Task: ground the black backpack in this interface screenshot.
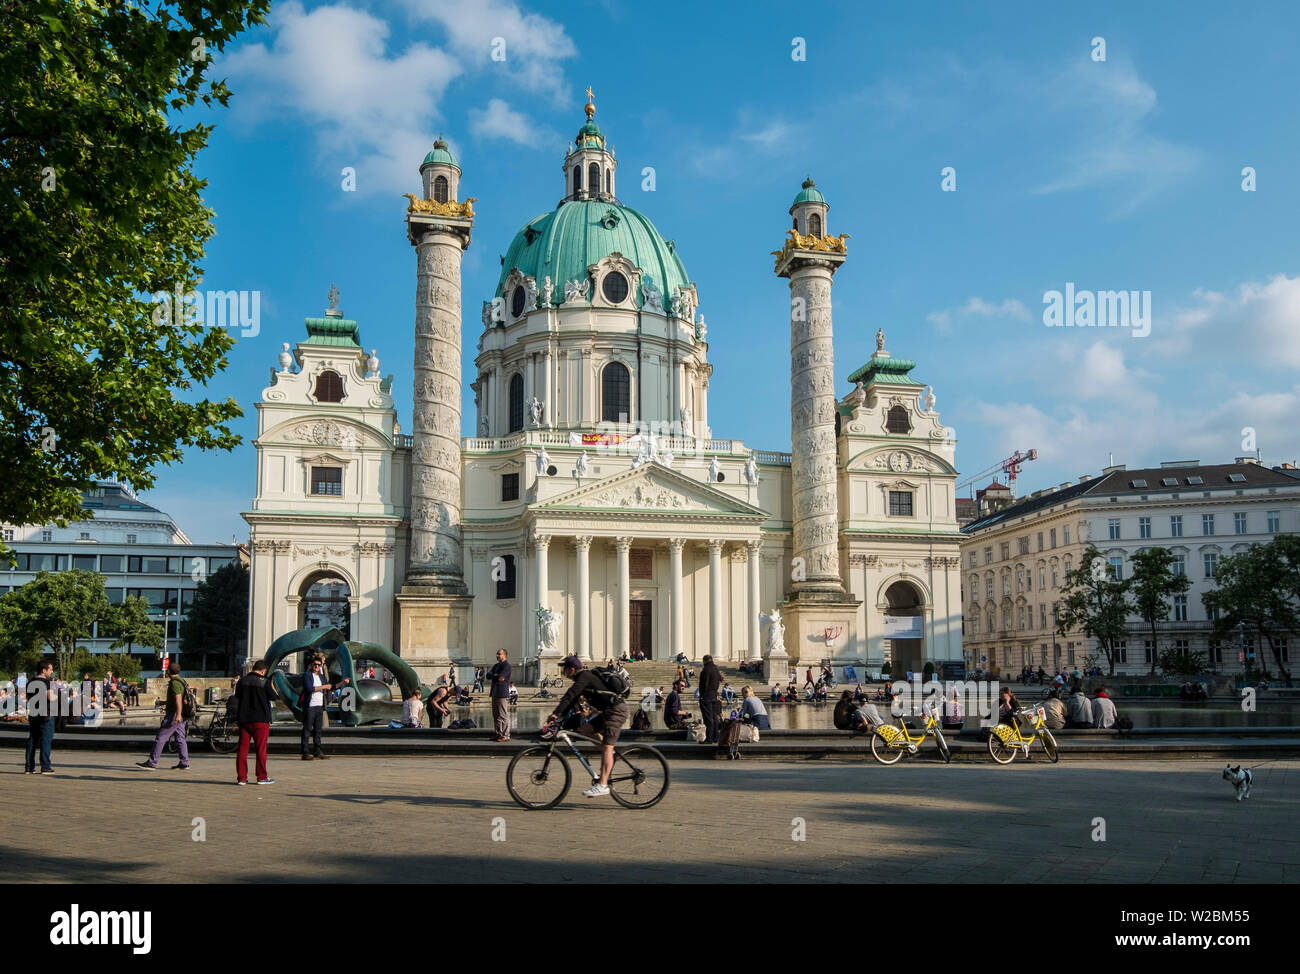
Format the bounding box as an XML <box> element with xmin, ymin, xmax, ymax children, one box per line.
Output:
<box><xmin>179</xmin><ymin>681</ymin><xmax>197</xmax><ymax>720</ymax></box>
<box><xmin>631</xmin><ymin>708</ymin><xmax>651</xmax><ymax>731</ymax></box>
<box><xmin>593</xmin><ymin>666</ymin><xmax>632</xmax><ymax>700</ymax></box>
<box><xmin>833</xmin><ymin>698</ymin><xmax>855</xmax><ymax>731</ymax></box>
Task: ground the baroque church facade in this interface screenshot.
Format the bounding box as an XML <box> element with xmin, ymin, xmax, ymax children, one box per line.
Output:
<box><xmin>244</xmin><ymin>96</ymin><xmax>964</xmax><ymax>681</ymax></box>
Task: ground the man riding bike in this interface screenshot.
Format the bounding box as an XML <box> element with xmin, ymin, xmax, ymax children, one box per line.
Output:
<box><xmin>548</xmin><ymin>654</ymin><xmax>629</xmax><ymax>798</ymax></box>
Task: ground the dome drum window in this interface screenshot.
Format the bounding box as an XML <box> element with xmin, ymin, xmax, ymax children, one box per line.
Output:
<box><xmin>602</xmin><ymin>362</ymin><xmax>630</xmax><ymax>423</ymax></box>
<box><xmin>601</xmin><ymin>271</ymin><xmax>630</xmax><ymax>305</ymax></box>
<box><xmin>511</xmin><ymin>286</ymin><xmax>527</xmax><ymax>318</ymax></box>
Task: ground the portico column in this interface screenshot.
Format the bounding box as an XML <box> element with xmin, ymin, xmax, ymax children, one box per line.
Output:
<box><xmin>669</xmin><ymin>538</ymin><xmax>685</xmax><ymax>659</ymax></box>
<box><xmin>708</xmin><ymin>539</ymin><xmax>724</xmax><ymax>659</ymax></box>
<box><xmin>614</xmin><ymin>537</ymin><xmax>632</xmax><ymax>658</ymax></box>
<box><xmin>534</xmin><ymin>533</ymin><xmax>550</xmax><ymax>653</ymax></box>
<box><xmin>574</xmin><ymin>536</ymin><xmax>592</xmax><ymax>662</ymax></box>
<box><xmin>543</xmin><ymin>347</ymin><xmax>553</xmax><ymax>429</ymax></box>
<box><xmin>747</xmin><ymin>540</ymin><xmax>762</xmax><ymax>661</ymax></box>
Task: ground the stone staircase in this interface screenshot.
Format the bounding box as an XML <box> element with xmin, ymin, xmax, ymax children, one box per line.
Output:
<box><xmin>621</xmin><ymin>660</ymin><xmax>789</xmax><ymax>693</ymax></box>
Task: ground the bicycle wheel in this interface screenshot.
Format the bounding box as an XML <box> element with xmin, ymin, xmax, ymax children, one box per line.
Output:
<box><xmin>987</xmin><ymin>729</ymin><xmax>1018</xmax><ymax>764</ymax></box>
<box><xmin>933</xmin><ymin>729</ymin><xmax>952</xmax><ymax>764</ymax></box>
<box><xmin>506</xmin><ymin>747</ymin><xmax>571</xmax><ymax>810</ymax></box>
<box><xmin>608</xmin><ymin>745</ymin><xmax>670</xmax><ymax>809</ymax></box>
<box><xmin>208</xmin><ymin>716</ymin><xmax>239</xmax><ymax>754</ymax></box>
<box><xmin>1038</xmin><ymin>728</ymin><xmax>1060</xmax><ymax>763</ymax></box>
<box><xmin>1039</xmin><ymin>687</ymin><xmax>1053</xmax><ymax>700</ymax></box>
<box><xmin>871</xmin><ymin>730</ymin><xmax>906</xmax><ymax>765</ymax></box>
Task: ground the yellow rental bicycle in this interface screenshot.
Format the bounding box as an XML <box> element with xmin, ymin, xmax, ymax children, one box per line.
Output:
<box><xmin>987</xmin><ymin>706</ymin><xmax>1060</xmax><ymax>764</ymax></box>
<box><xmin>870</xmin><ymin>704</ymin><xmax>952</xmax><ymax>765</ymax></box>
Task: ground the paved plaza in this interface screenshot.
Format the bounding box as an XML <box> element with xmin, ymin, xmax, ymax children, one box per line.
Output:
<box><xmin>1</xmin><ymin>752</ymin><xmax>1296</xmax><ymax>883</ymax></box>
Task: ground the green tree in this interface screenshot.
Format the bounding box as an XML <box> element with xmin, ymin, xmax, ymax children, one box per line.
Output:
<box><xmin>179</xmin><ymin>562</ymin><xmax>249</xmax><ymax>674</ymax></box>
<box><xmin>1056</xmin><ymin>544</ymin><xmax>1130</xmax><ymax>677</ymax></box>
<box><xmin>1202</xmin><ymin>539</ymin><xmax>1297</xmax><ymax>682</ymax></box>
<box><xmin>0</xmin><ymin>569</ymin><xmax>108</xmax><ymax>679</ymax></box>
<box><xmin>1128</xmin><ymin>547</ymin><xmax>1192</xmax><ymax>675</ymax></box>
<box><xmin>68</xmin><ymin>648</ymin><xmax>142</xmax><ymax>684</ymax></box>
<box><xmin>0</xmin><ymin>595</ymin><xmax>43</xmax><ymax>678</ymax></box>
<box><xmin>1157</xmin><ymin>646</ymin><xmax>1209</xmax><ymax>678</ymax></box>
<box><xmin>0</xmin><ymin>0</ymin><xmax>270</xmax><ymax>554</ymax></box>
<box><xmin>101</xmin><ymin>595</ymin><xmax>164</xmax><ymax>654</ymax></box>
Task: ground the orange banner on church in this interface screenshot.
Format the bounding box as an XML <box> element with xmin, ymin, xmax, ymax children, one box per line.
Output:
<box><xmin>581</xmin><ymin>433</ymin><xmax>629</xmax><ymax>446</ymax></box>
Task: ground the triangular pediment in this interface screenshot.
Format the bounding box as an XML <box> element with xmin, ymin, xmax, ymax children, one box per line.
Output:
<box><xmin>535</xmin><ymin>463</ymin><xmax>768</xmax><ymax>518</ymax></box>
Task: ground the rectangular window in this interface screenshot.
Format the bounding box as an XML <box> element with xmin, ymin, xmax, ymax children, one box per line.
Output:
<box><xmin>1268</xmin><ymin>510</ymin><xmax>1281</xmax><ymax>533</ymax></box>
<box><xmin>1173</xmin><ymin>595</ymin><xmax>1188</xmax><ymax>622</ymax></box>
<box><xmin>1040</xmin><ymin>605</ymin><xmax>1047</xmax><ymax>629</ymax></box>
<box><xmin>40</xmin><ymin>529</ymin><xmax>52</xmax><ymax>542</ymax></box>
<box><xmin>126</xmin><ymin>588</ymin><xmax>179</xmax><ymax>611</ymax></box>
<box><xmin>969</xmin><ymin>552</ymin><xmax>977</xmax><ymax>568</ymax></box>
<box><xmin>99</xmin><ymin>554</ymin><xmax>124</xmax><ymax>573</ymax></box>
<box><xmin>1203</xmin><ymin>552</ymin><xmax>1218</xmax><ymax>579</ymax></box>
<box><xmin>630</xmin><ymin>548</ymin><xmax>654</xmax><ymax>579</ymax></box>
<box><xmin>970</xmin><ymin>616</ymin><xmax>979</xmax><ymax>635</ymax></box>
<box><xmin>1108</xmin><ymin>556</ymin><xmax>1123</xmax><ymax>581</ymax></box>
<box><xmin>1208</xmin><ymin>641</ymin><xmax>1223</xmax><ymax>665</ymax></box>
<box><xmin>1049</xmin><ymin>528</ymin><xmax>1057</xmax><ymax>548</ymax></box>
<box><xmin>208</xmin><ymin>556</ymin><xmax>236</xmax><ymax>574</ymax></box>
<box><xmin>1202</xmin><ymin>513</ymin><xmax>1215</xmax><ymax>536</ymax></box>
<box><xmin>22</xmin><ymin>553</ymin><xmax>65</xmax><ymax>571</ymax></box>
<box><xmin>1108</xmin><ymin>518</ymin><xmax>1121</xmax><ymax>540</ymax></box>
<box><xmin>1139</xmin><ymin>517</ymin><xmax>1151</xmax><ymax>539</ymax></box>
<box><xmin>1116</xmin><ymin>641</ymin><xmax>1127</xmax><ymax>664</ymax></box>
<box><xmin>1067</xmin><ymin>646</ymin><xmax>1075</xmax><ymax>666</ymax></box>
<box><xmin>1051</xmin><ymin>567</ymin><xmax>1059</xmax><ymax>587</ymax></box>
<box><xmin>1170</xmin><ymin>515</ymin><xmax>1183</xmax><ymax>538</ymax></box>
<box><xmin>1234</xmin><ymin>512</ymin><xmax>1247</xmax><ymax>534</ymax></box>
<box><xmin>311</xmin><ymin>466</ymin><xmax>343</xmax><ymax>496</ymax></box>
<box><xmin>181</xmin><ymin>588</ymin><xmax>197</xmax><ymax>613</ymax></box>
<box><xmin>78</xmin><ymin>532</ymin><xmax>91</xmax><ymax>540</ymax></box>
<box><xmin>1016</xmin><ymin>569</ymin><xmax>1024</xmax><ymax>593</ymax></box>
<box><xmin>1144</xmin><ymin>640</ymin><xmax>1155</xmax><ymax>664</ymax></box>
<box><xmin>984</xmin><ymin>547</ymin><xmax>992</xmax><ymax>565</ymax></box>
<box><xmin>1174</xmin><ymin>639</ymin><xmax>1189</xmax><ymax>658</ymax></box>
<box><xmin>1002</xmin><ymin>575</ymin><xmax>1010</xmax><ymax>596</ymax></box>
<box><xmin>1039</xmin><ymin>567</ymin><xmax>1046</xmax><ymax>588</ymax></box>
<box><xmin>494</xmin><ymin>554</ymin><xmax>516</xmax><ymax>600</ymax></box>
<box><xmin>1063</xmin><ymin>527</ymin><xmax>1071</xmax><ymax>545</ymax></box>
<box><xmin>501</xmin><ymin>473</ymin><xmax>519</xmax><ymax>502</ymax></box>
<box><xmin>71</xmin><ymin>554</ymin><xmax>97</xmax><ymax>571</ymax></box>
<box><xmin>1018</xmin><ymin>606</ymin><xmax>1025</xmax><ymax>629</ymax></box>
<box><xmin>125</xmin><ymin>534</ymin><xmax>137</xmax><ymax>545</ymax></box>
<box><xmin>1037</xmin><ymin>532</ymin><xmax>1044</xmax><ymax>551</ymax></box>
<box><xmin>1018</xmin><ymin>537</ymin><xmax>1030</xmax><ymax>555</ymax></box>
<box><xmin>1</xmin><ymin>528</ymin><xmax>13</xmax><ymax>542</ymax></box>
<box><xmin>105</xmin><ymin>588</ymin><xmax>124</xmax><ymax>605</ymax></box>
<box><xmin>1280</xmin><ymin>639</ymin><xmax>1290</xmax><ymax>663</ymax></box>
<box><xmin>985</xmin><ymin>578</ymin><xmax>993</xmax><ymax>599</ymax></box>
<box><xmin>1172</xmin><ymin>554</ymin><xmax>1186</xmax><ymax>577</ymax></box>
<box><xmin>999</xmin><ymin>542</ymin><xmax>1010</xmax><ymax>561</ymax></box>
<box><xmin>127</xmin><ymin>555</ymin><xmax>170</xmax><ymax>574</ymax></box>
<box><xmin>888</xmin><ymin>491</ymin><xmax>913</xmax><ymax>516</ymax></box>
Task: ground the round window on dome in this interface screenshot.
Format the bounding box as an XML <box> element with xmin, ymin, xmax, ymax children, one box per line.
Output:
<box><xmin>511</xmin><ymin>286</ymin><xmax>526</xmax><ymax>318</ymax></box>
<box><xmin>601</xmin><ymin>272</ymin><xmax>629</xmax><ymax>304</ymax></box>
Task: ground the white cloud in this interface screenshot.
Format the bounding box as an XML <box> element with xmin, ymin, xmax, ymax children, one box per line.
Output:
<box><xmin>926</xmin><ymin>296</ymin><xmax>1030</xmax><ymax>333</ymax></box>
<box><xmin>1067</xmin><ymin>342</ymin><xmax>1155</xmax><ymax>405</ymax></box>
<box><xmin>395</xmin><ymin>0</ymin><xmax>576</xmax><ymax>101</ymax></box>
<box><xmin>1154</xmin><ymin>274</ymin><xmax>1300</xmax><ymax>369</ymax></box>
<box><xmin>468</xmin><ymin>98</ymin><xmax>554</xmax><ymax>146</ymax></box>
<box><xmin>225</xmin><ymin>1</ymin><xmax>462</xmax><ymax>195</ymax></box>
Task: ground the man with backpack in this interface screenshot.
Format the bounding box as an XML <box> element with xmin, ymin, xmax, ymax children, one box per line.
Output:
<box><xmin>548</xmin><ymin>655</ymin><xmax>629</xmax><ymax>798</ymax></box>
<box><xmin>137</xmin><ymin>661</ymin><xmax>192</xmax><ymax>770</ymax></box>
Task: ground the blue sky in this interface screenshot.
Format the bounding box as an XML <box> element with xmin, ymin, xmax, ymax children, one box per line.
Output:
<box><xmin>145</xmin><ymin>0</ymin><xmax>1300</xmax><ymax>541</ymax></box>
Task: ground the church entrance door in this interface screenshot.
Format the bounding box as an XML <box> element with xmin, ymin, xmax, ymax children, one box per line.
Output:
<box><xmin>629</xmin><ymin>600</ymin><xmax>652</xmax><ymax>660</ymax></box>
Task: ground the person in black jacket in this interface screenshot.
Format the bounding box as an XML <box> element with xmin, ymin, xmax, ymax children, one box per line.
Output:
<box><xmin>697</xmin><ymin>655</ymin><xmax>722</xmax><ymax>743</ymax></box>
<box><xmin>548</xmin><ymin>655</ymin><xmax>628</xmax><ymax>798</ymax></box>
<box><xmin>234</xmin><ymin>660</ymin><xmax>279</xmax><ymax>785</ymax></box>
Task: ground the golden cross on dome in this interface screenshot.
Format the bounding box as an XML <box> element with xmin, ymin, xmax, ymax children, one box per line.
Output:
<box><xmin>584</xmin><ymin>85</ymin><xmax>595</xmax><ymax>120</ymax></box>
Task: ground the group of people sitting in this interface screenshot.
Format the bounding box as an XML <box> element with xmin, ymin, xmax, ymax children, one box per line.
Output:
<box><xmin>616</xmin><ymin>650</ymin><xmax>649</xmax><ymax>662</ymax></box>
<box><xmin>1035</xmin><ymin>686</ymin><xmax>1120</xmax><ymax>729</ymax></box>
<box><xmin>1180</xmin><ymin>682</ymin><xmax>1210</xmax><ymax>701</ymax></box>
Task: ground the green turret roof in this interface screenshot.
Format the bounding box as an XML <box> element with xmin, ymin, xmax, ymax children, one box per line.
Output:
<box><xmin>848</xmin><ymin>355</ymin><xmax>922</xmax><ymax>386</ymax></box>
<box><xmin>496</xmin><ymin>199</ymin><xmax>691</xmax><ymax>310</ymax></box>
<box><xmin>303</xmin><ymin>316</ymin><xmax>361</xmax><ymax>348</ymax></box>
<box><xmin>792</xmin><ymin>177</ymin><xmax>826</xmax><ymax>207</ymax></box>
<box><xmin>421</xmin><ymin>137</ymin><xmax>458</xmax><ymax>169</ymax></box>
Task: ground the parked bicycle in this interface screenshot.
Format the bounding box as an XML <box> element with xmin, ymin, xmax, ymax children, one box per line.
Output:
<box><xmin>206</xmin><ymin>710</ymin><xmax>240</xmax><ymax>753</ymax></box>
<box><xmin>987</xmin><ymin>706</ymin><xmax>1059</xmax><ymax>764</ymax></box>
<box><xmin>870</xmin><ymin>703</ymin><xmax>951</xmax><ymax>765</ymax></box>
<box><xmin>506</xmin><ymin>723</ymin><xmax>670</xmax><ymax>810</ymax></box>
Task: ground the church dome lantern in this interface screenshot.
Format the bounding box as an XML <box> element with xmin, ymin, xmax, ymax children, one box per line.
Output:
<box><xmin>420</xmin><ymin>136</ymin><xmax>461</xmax><ymax>203</ymax></box>
<box><xmin>790</xmin><ymin>176</ymin><xmax>829</xmax><ymax>238</ymax></box>
<box><xmin>562</xmin><ymin>87</ymin><xmax>617</xmax><ymax>202</ymax></box>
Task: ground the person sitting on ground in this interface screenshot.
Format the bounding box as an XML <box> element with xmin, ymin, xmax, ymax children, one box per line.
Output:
<box><xmin>808</xmin><ymin>681</ymin><xmax>827</xmax><ymax>703</ymax></box>
<box><xmin>785</xmin><ymin>680</ymin><xmax>799</xmax><ymax>703</ymax></box>
<box><xmin>508</xmin><ymin>683</ymin><xmax>518</xmax><ymax>706</ymax></box>
<box><xmin>454</xmin><ymin>685</ymin><xmax>473</xmax><ymax>706</ymax></box>
<box><xmin>769</xmin><ymin>683</ymin><xmax>781</xmax><ymax>702</ymax></box>
<box><xmin>674</xmin><ymin>652</ymin><xmax>688</xmax><ymax>664</ymax></box>
<box><xmin>1065</xmin><ymin>686</ymin><xmax>1093</xmax><ymax>728</ymax></box>
<box><xmin>663</xmin><ymin>679</ymin><xmax>691</xmax><ymax>730</ymax></box>
<box><xmin>738</xmin><ymin>686</ymin><xmax>771</xmax><ymax>731</ymax></box>
<box><xmin>1041</xmin><ymin>689</ymin><xmax>1067</xmax><ymax>730</ymax></box>
<box><xmin>426</xmin><ymin>685</ymin><xmax>452</xmax><ymax>728</ymax></box>
<box><xmin>1091</xmin><ymin>686</ymin><xmax>1117</xmax><ymax>729</ymax></box>
<box><xmin>852</xmin><ymin>683</ymin><xmax>867</xmax><ymax>704</ymax></box>
<box><xmin>719</xmin><ymin>679</ymin><xmax>735</xmax><ymax>703</ymax></box>
<box><xmin>401</xmin><ymin>689</ymin><xmax>424</xmax><ymax>728</ymax></box>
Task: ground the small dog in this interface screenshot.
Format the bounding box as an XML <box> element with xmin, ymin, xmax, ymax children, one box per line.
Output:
<box><xmin>1222</xmin><ymin>764</ymin><xmax>1253</xmax><ymax>801</ymax></box>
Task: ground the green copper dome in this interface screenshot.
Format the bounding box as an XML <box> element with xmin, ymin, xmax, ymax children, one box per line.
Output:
<box><xmin>421</xmin><ymin>137</ymin><xmax>458</xmax><ymax>169</ymax></box>
<box><xmin>496</xmin><ymin>199</ymin><xmax>691</xmax><ymax>310</ymax></box>
<box><xmin>791</xmin><ymin>177</ymin><xmax>825</xmax><ymax>206</ymax></box>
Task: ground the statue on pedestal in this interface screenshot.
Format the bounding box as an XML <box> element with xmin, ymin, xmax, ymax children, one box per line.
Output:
<box><xmin>528</xmin><ymin>396</ymin><xmax>544</xmax><ymax>428</ymax></box>
<box><xmin>537</xmin><ymin>606</ymin><xmax>563</xmax><ymax>655</ymax></box>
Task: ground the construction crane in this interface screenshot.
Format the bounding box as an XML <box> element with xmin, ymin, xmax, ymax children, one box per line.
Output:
<box><xmin>956</xmin><ymin>448</ymin><xmax>1039</xmax><ymax>499</ymax></box>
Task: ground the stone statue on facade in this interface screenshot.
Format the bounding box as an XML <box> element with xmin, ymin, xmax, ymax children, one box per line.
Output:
<box><xmin>563</xmin><ymin>278</ymin><xmax>589</xmax><ymax>302</ymax></box>
<box><xmin>679</xmin><ymin>404</ymin><xmax>694</xmax><ymax>439</ymax></box>
<box><xmin>366</xmin><ymin>349</ymin><xmax>380</xmax><ymax>378</ymax></box>
<box><xmin>537</xmin><ymin>605</ymin><xmax>563</xmax><ymax>654</ymax></box>
<box><xmin>575</xmin><ymin>450</ymin><xmax>590</xmax><ymax>480</ymax></box>
<box><xmin>632</xmin><ymin>432</ymin><xmax>657</xmax><ymax>469</ymax></box>
<box><xmin>640</xmin><ymin>277</ymin><xmax>661</xmax><ymax>312</ymax></box>
<box><xmin>542</xmin><ymin>275</ymin><xmax>554</xmax><ymax>307</ymax></box>
<box><xmin>744</xmin><ymin>452</ymin><xmax>760</xmax><ymax>486</ymax></box>
<box><xmin>536</xmin><ymin>445</ymin><xmax>551</xmax><ymax>477</ymax></box>
<box><xmin>761</xmin><ymin>608</ymin><xmax>786</xmax><ymax>656</ymax></box>
<box><xmin>875</xmin><ymin>328</ymin><xmax>886</xmax><ymax>353</ymax></box>
<box><xmin>523</xmin><ymin>275</ymin><xmax>538</xmax><ymax>311</ymax></box>
<box><xmin>696</xmin><ymin>315</ymin><xmax>707</xmax><ymax>342</ymax></box>
<box><xmin>708</xmin><ymin>456</ymin><xmax>720</xmax><ymax>483</ymax></box>
<box><xmin>924</xmin><ymin>385</ymin><xmax>936</xmax><ymax>412</ymax></box>
<box><xmin>481</xmin><ymin>301</ymin><xmax>493</xmax><ymax>328</ymax></box>
<box><xmin>528</xmin><ymin>396</ymin><xmax>543</xmax><ymax>428</ymax></box>
<box><xmin>660</xmin><ymin>447</ymin><xmax>674</xmax><ymax>468</ymax></box>
<box><xmin>327</xmin><ymin>284</ymin><xmax>340</xmax><ymax>313</ymax></box>
<box><xmin>278</xmin><ymin>342</ymin><xmax>293</xmax><ymax>373</ymax></box>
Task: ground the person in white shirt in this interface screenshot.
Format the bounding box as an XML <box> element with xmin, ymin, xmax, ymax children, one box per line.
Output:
<box><xmin>401</xmin><ymin>689</ymin><xmax>424</xmax><ymax>728</ymax></box>
<box><xmin>301</xmin><ymin>654</ymin><xmax>349</xmax><ymax>760</ymax></box>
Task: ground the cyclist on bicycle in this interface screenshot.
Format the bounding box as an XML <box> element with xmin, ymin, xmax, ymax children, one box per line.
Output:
<box><xmin>547</xmin><ymin>654</ymin><xmax>628</xmax><ymax>798</ymax></box>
